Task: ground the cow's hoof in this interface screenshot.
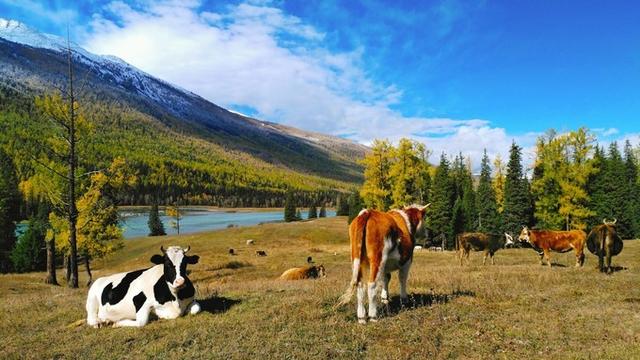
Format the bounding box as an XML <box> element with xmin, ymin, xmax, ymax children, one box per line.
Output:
<box><xmin>369</xmin><ymin>317</ymin><xmax>378</xmax><ymax>323</ymax></box>
<box><xmin>358</xmin><ymin>318</ymin><xmax>367</xmax><ymax>324</ymax></box>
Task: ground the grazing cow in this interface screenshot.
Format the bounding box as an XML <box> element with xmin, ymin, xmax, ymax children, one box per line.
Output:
<box><xmin>338</xmin><ymin>204</ymin><xmax>429</xmax><ymax>324</ymax></box>
<box><xmin>428</xmin><ymin>246</ymin><xmax>443</xmax><ymax>252</ymax></box>
<box><xmin>456</xmin><ymin>232</ymin><xmax>508</xmax><ymax>265</ymax></box>
<box><xmin>229</xmin><ymin>248</ymin><xmax>236</xmax><ymax>255</ymax></box>
<box><xmin>256</xmin><ymin>250</ymin><xmax>267</xmax><ymax>256</ymax></box>
<box><xmin>587</xmin><ymin>219</ymin><xmax>623</xmax><ymax>273</ymax></box>
<box><xmin>86</xmin><ymin>246</ymin><xmax>200</xmax><ymax>328</ymax></box>
<box><xmin>518</xmin><ymin>226</ymin><xmax>586</xmax><ymax>267</ymax></box>
<box><xmin>246</xmin><ymin>239</ymin><xmax>255</xmax><ymax>245</ymax></box>
<box><xmin>279</xmin><ymin>265</ymin><xmax>326</xmax><ymax>280</ymax></box>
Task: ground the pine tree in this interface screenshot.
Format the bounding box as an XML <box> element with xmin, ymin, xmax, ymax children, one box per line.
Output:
<box><xmin>476</xmin><ymin>150</ymin><xmax>500</xmax><ymax>233</ymax></box>
<box><xmin>147</xmin><ymin>202</ymin><xmax>166</xmax><ymax>236</ymax></box>
<box><xmin>336</xmin><ymin>194</ymin><xmax>349</xmax><ymax>216</ymax></box>
<box><xmin>295</xmin><ymin>209</ymin><xmax>302</xmax><ymax>221</ymax></box>
<box><xmin>360</xmin><ymin>139</ymin><xmax>393</xmax><ymax>210</ymax></box>
<box><xmin>284</xmin><ymin>191</ymin><xmax>297</xmax><ymax>222</ymax></box>
<box><xmin>503</xmin><ymin>142</ymin><xmax>532</xmax><ymax>234</ymax></box>
<box><xmin>308</xmin><ymin>205</ymin><xmax>318</xmax><ymax>219</ymax></box>
<box><xmin>348</xmin><ymin>190</ymin><xmax>365</xmax><ymax>224</ymax></box>
<box><xmin>319</xmin><ymin>205</ymin><xmax>327</xmax><ymax>218</ymax></box>
<box><xmin>587</xmin><ymin>146</ymin><xmax>608</xmax><ymax>229</ymax></box>
<box><xmin>451</xmin><ymin>196</ymin><xmax>465</xmax><ymax>249</ymax></box>
<box><xmin>0</xmin><ymin>148</ymin><xmax>20</xmax><ymax>273</ymax></box>
<box><xmin>623</xmin><ymin>141</ymin><xmax>640</xmax><ymax>238</ymax></box>
<box><xmin>428</xmin><ymin>153</ymin><xmax>454</xmax><ymax>247</ymax></box>
<box><xmin>11</xmin><ymin>205</ymin><xmax>48</xmax><ymax>273</ymax></box>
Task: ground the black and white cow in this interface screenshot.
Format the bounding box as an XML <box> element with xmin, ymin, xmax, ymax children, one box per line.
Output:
<box><xmin>86</xmin><ymin>246</ymin><xmax>201</xmax><ymax>327</ymax></box>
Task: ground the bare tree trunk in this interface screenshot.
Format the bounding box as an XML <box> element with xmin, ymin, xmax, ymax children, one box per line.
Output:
<box><xmin>66</xmin><ymin>33</ymin><xmax>79</xmax><ymax>288</ymax></box>
<box><xmin>85</xmin><ymin>254</ymin><xmax>92</xmax><ymax>287</ymax></box>
<box><xmin>44</xmin><ymin>238</ymin><xmax>58</xmax><ymax>285</ymax></box>
<box><xmin>64</xmin><ymin>254</ymin><xmax>71</xmax><ymax>283</ymax></box>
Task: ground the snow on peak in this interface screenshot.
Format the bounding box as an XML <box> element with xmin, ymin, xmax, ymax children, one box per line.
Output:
<box><xmin>0</xmin><ymin>18</ymin><xmax>67</xmax><ymax>51</ymax></box>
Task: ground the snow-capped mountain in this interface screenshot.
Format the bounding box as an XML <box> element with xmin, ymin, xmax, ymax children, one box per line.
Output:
<box><xmin>0</xmin><ymin>19</ymin><xmax>366</xmax><ymax>183</ymax></box>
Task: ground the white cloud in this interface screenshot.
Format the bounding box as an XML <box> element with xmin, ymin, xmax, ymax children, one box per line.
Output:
<box><xmin>81</xmin><ymin>0</ymin><xmax>535</xmax><ymax>169</ymax></box>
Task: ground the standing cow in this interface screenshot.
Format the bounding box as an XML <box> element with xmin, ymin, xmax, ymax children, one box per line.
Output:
<box><xmin>338</xmin><ymin>204</ymin><xmax>429</xmax><ymax>324</ymax></box>
<box><xmin>587</xmin><ymin>219</ymin><xmax>623</xmax><ymax>273</ymax></box>
<box><xmin>518</xmin><ymin>226</ymin><xmax>586</xmax><ymax>267</ymax></box>
<box><xmin>457</xmin><ymin>232</ymin><xmax>513</xmax><ymax>265</ymax></box>
<box><xmin>86</xmin><ymin>246</ymin><xmax>201</xmax><ymax>327</ymax></box>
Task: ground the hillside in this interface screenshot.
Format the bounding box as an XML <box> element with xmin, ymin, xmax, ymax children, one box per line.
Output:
<box><xmin>1</xmin><ymin>217</ymin><xmax>639</xmax><ymax>358</ymax></box>
<box><xmin>0</xmin><ymin>19</ymin><xmax>367</xmax><ymax>206</ymax></box>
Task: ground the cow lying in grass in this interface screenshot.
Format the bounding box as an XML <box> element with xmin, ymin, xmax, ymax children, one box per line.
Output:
<box><xmin>279</xmin><ymin>265</ymin><xmax>326</xmax><ymax>280</ymax></box>
<box><xmin>457</xmin><ymin>232</ymin><xmax>513</xmax><ymax>265</ymax></box>
<box><xmin>86</xmin><ymin>246</ymin><xmax>201</xmax><ymax>328</ymax></box>
<box><xmin>339</xmin><ymin>204</ymin><xmax>429</xmax><ymax>324</ymax></box>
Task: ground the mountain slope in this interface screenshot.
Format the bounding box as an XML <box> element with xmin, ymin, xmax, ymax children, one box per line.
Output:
<box><xmin>0</xmin><ymin>19</ymin><xmax>367</xmax><ymax>206</ymax></box>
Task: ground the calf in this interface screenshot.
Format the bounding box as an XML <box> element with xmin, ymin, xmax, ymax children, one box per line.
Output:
<box><xmin>587</xmin><ymin>219</ymin><xmax>623</xmax><ymax>273</ymax></box>
<box><xmin>279</xmin><ymin>265</ymin><xmax>326</xmax><ymax>280</ymax></box>
<box><xmin>518</xmin><ymin>226</ymin><xmax>586</xmax><ymax>267</ymax></box>
<box><xmin>338</xmin><ymin>204</ymin><xmax>429</xmax><ymax>324</ymax></box>
<box><xmin>86</xmin><ymin>246</ymin><xmax>200</xmax><ymax>328</ymax></box>
<box><xmin>457</xmin><ymin>232</ymin><xmax>507</xmax><ymax>265</ymax></box>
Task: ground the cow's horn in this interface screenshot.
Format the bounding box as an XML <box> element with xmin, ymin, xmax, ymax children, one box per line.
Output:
<box><xmin>184</xmin><ymin>246</ymin><xmax>191</xmax><ymax>253</ymax></box>
<box><xmin>422</xmin><ymin>203</ymin><xmax>431</xmax><ymax>210</ymax></box>
<box><xmin>613</xmin><ymin>218</ymin><xmax>617</xmax><ymax>224</ymax></box>
<box><xmin>160</xmin><ymin>245</ymin><xmax>166</xmax><ymax>254</ymax></box>
<box><xmin>603</xmin><ymin>218</ymin><xmax>608</xmax><ymax>225</ymax></box>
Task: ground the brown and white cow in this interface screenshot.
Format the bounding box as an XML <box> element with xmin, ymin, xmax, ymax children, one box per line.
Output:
<box><xmin>457</xmin><ymin>232</ymin><xmax>511</xmax><ymax>265</ymax></box>
<box><xmin>587</xmin><ymin>219</ymin><xmax>623</xmax><ymax>273</ymax></box>
<box><xmin>338</xmin><ymin>204</ymin><xmax>429</xmax><ymax>324</ymax></box>
<box><xmin>518</xmin><ymin>226</ymin><xmax>586</xmax><ymax>267</ymax></box>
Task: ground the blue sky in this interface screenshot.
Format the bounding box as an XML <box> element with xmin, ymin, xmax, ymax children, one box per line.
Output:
<box><xmin>1</xmin><ymin>0</ymin><xmax>638</xmax><ymax>165</ymax></box>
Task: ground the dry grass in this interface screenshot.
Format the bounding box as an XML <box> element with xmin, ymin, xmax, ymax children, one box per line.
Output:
<box><xmin>1</xmin><ymin>217</ymin><xmax>639</xmax><ymax>359</ymax></box>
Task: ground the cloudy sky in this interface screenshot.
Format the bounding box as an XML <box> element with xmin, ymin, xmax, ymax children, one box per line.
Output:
<box><xmin>1</xmin><ymin>0</ymin><xmax>639</xmax><ymax>168</ymax></box>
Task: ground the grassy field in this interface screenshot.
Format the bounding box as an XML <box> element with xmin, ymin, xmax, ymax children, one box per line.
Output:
<box><xmin>2</xmin><ymin>217</ymin><xmax>639</xmax><ymax>359</ymax></box>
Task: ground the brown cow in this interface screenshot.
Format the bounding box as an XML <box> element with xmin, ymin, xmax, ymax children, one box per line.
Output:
<box><xmin>457</xmin><ymin>232</ymin><xmax>512</xmax><ymax>265</ymax></box>
<box><xmin>338</xmin><ymin>204</ymin><xmax>429</xmax><ymax>324</ymax></box>
<box><xmin>279</xmin><ymin>265</ymin><xmax>326</xmax><ymax>280</ymax></box>
<box><xmin>518</xmin><ymin>226</ymin><xmax>586</xmax><ymax>267</ymax></box>
<box><xmin>587</xmin><ymin>219</ymin><xmax>623</xmax><ymax>273</ymax></box>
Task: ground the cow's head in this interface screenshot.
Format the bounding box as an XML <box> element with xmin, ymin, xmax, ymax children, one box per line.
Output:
<box><xmin>518</xmin><ymin>226</ymin><xmax>531</xmax><ymax>243</ymax></box>
<box><xmin>151</xmin><ymin>246</ymin><xmax>199</xmax><ymax>289</ymax></box>
<box><xmin>402</xmin><ymin>204</ymin><xmax>430</xmax><ymax>235</ymax></box>
<box><xmin>603</xmin><ymin>218</ymin><xmax>617</xmax><ymax>226</ymax></box>
<box><xmin>316</xmin><ymin>265</ymin><xmax>327</xmax><ymax>278</ymax></box>
<box><xmin>504</xmin><ymin>233</ymin><xmax>515</xmax><ymax>247</ymax></box>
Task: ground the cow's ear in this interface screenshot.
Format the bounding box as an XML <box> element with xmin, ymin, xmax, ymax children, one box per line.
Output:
<box><xmin>186</xmin><ymin>255</ymin><xmax>200</xmax><ymax>264</ymax></box>
<box><xmin>150</xmin><ymin>254</ymin><xmax>164</xmax><ymax>264</ymax></box>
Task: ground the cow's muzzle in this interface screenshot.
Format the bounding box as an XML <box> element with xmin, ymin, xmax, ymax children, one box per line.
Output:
<box><xmin>173</xmin><ymin>277</ymin><xmax>185</xmax><ymax>288</ymax></box>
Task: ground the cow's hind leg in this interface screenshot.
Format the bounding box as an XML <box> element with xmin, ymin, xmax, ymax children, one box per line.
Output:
<box><xmin>381</xmin><ymin>272</ymin><xmax>391</xmax><ymax>305</ymax></box>
<box><xmin>483</xmin><ymin>250</ymin><xmax>489</xmax><ymax>265</ymax></box>
<box><xmin>399</xmin><ymin>259</ymin><xmax>412</xmax><ymax>302</ymax></box>
<box><xmin>86</xmin><ymin>293</ymin><xmax>100</xmax><ymax>328</ymax></box>
<box><xmin>356</xmin><ymin>282</ymin><xmax>366</xmax><ymax>324</ymax></box>
<box><xmin>367</xmin><ymin>255</ymin><xmax>383</xmax><ymax>322</ymax></box>
<box><xmin>543</xmin><ymin>249</ymin><xmax>552</xmax><ymax>268</ymax></box>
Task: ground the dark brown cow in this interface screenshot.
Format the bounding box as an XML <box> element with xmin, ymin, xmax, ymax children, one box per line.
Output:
<box><xmin>587</xmin><ymin>219</ymin><xmax>623</xmax><ymax>273</ymax></box>
<box><xmin>457</xmin><ymin>232</ymin><xmax>513</xmax><ymax>265</ymax></box>
<box><xmin>518</xmin><ymin>226</ymin><xmax>586</xmax><ymax>267</ymax></box>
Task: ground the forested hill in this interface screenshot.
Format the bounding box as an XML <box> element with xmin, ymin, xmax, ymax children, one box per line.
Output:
<box><xmin>0</xmin><ymin>20</ymin><xmax>367</xmax><ymax>207</ymax></box>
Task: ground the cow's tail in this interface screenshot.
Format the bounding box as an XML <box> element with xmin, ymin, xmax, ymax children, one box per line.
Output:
<box><xmin>337</xmin><ymin>209</ymin><xmax>370</xmax><ymax>307</ymax></box>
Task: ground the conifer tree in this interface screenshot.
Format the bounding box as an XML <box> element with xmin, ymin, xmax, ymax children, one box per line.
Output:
<box><xmin>10</xmin><ymin>205</ymin><xmax>48</xmax><ymax>273</ymax></box>
<box><xmin>284</xmin><ymin>191</ymin><xmax>297</xmax><ymax>222</ymax></box>
<box><xmin>503</xmin><ymin>142</ymin><xmax>532</xmax><ymax>234</ymax></box>
<box><xmin>308</xmin><ymin>204</ymin><xmax>318</xmax><ymax>219</ymax></box>
<box><xmin>319</xmin><ymin>205</ymin><xmax>327</xmax><ymax>218</ymax></box>
<box><xmin>0</xmin><ymin>147</ymin><xmax>20</xmax><ymax>273</ymax></box>
<box><xmin>451</xmin><ymin>196</ymin><xmax>465</xmax><ymax>249</ymax></box>
<box><xmin>336</xmin><ymin>194</ymin><xmax>349</xmax><ymax>216</ymax></box>
<box><xmin>428</xmin><ymin>153</ymin><xmax>454</xmax><ymax>247</ymax></box>
<box><xmin>587</xmin><ymin>146</ymin><xmax>608</xmax><ymax>229</ymax></box>
<box><xmin>623</xmin><ymin>141</ymin><xmax>640</xmax><ymax>238</ymax></box>
<box><xmin>348</xmin><ymin>190</ymin><xmax>365</xmax><ymax>224</ymax></box>
<box><xmin>476</xmin><ymin>150</ymin><xmax>500</xmax><ymax>233</ymax></box>
<box><xmin>148</xmin><ymin>202</ymin><xmax>166</xmax><ymax>236</ymax></box>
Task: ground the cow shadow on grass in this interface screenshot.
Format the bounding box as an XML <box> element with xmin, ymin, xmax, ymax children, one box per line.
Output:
<box><xmin>198</xmin><ymin>295</ymin><xmax>241</xmax><ymax>314</ymax></box>
<box><xmin>380</xmin><ymin>290</ymin><xmax>475</xmax><ymax>318</ymax></box>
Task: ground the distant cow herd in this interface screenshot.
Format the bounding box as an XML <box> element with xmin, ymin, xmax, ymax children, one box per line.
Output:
<box><xmin>85</xmin><ymin>204</ymin><xmax>625</xmax><ymax>327</ymax></box>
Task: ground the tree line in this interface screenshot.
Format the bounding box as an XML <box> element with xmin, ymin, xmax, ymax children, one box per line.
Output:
<box><xmin>358</xmin><ymin>129</ymin><xmax>640</xmax><ymax>249</ymax></box>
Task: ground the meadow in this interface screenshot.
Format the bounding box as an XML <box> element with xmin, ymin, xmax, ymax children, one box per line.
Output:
<box><xmin>1</xmin><ymin>216</ymin><xmax>639</xmax><ymax>359</ymax></box>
